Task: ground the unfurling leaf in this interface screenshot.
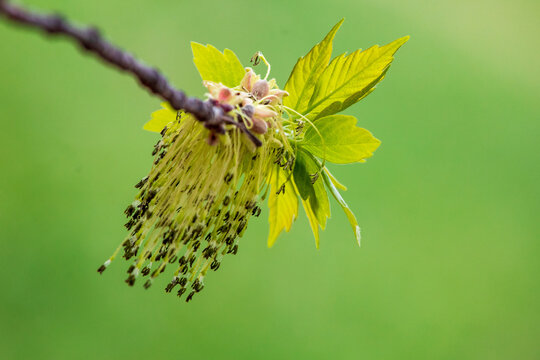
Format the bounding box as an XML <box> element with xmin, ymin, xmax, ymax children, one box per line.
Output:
<box><xmin>293</xmin><ymin>150</ymin><xmax>331</xmax><ymax>247</ymax></box>
<box><xmin>321</xmin><ymin>170</ymin><xmax>361</xmax><ymax>246</ymax></box>
<box><xmin>284</xmin><ymin>19</ymin><xmax>344</xmax><ymax>114</ymax></box>
<box><xmin>191</xmin><ymin>42</ymin><xmax>245</xmax><ymax>87</ymax></box>
<box><xmin>301</xmin><ymin>114</ymin><xmax>380</xmax><ymax>164</ymax></box>
<box><xmin>324</xmin><ymin>167</ymin><xmax>347</xmax><ymax>191</ymax></box>
<box><xmin>304</xmin><ymin>36</ymin><xmax>409</xmax><ymax>119</ymax></box>
<box><xmin>267</xmin><ymin>165</ymin><xmax>299</xmax><ymax>247</ymax></box>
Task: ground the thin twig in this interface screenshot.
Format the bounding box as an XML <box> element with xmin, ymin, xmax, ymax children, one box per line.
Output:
<box><xmin>0</xmin><ymin>0</ymin><xmax>261</xmax><ymax>146</ymax></box>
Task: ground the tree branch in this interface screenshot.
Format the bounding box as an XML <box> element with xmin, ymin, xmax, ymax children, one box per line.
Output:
<box><xmin>0</xmin><ymin>0</ymin><xmax>261</xmax><ymax>146</ymax></box>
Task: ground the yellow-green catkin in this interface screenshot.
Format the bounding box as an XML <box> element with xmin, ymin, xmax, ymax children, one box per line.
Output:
<box><xmin>99</xmin><ymin>67</ymin><xmax>293</xmax><ymax>302</ymax></box>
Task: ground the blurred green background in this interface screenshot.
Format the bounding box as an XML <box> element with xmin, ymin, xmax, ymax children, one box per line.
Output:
<box><xmin>1</xmin><ymin>0</ymin><xmax>538</xmax><ymax>359</ymax></box>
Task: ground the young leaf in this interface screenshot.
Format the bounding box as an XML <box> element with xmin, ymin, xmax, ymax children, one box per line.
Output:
<box><xmin>305</xmin><ymin>36</ymin><xmax>409</xmax><ymax>119</ymax></box>
<box><xmin>293</xmin><ymin>150</ymin><xmax>331</xmax><ymax>247</ymax></box>
<box><xmin>267</xmin><ymin>166</ymin><xmax>299</xmax><ymax>247</ymax></box>
<box><xmin>191</xmin><ymin>42</ymin><xmax>245</xmax><ymax>88</ymax></box>
<box><xmin>302</xmin><ymin>198</ymin><xmax>320</xmax><ymax>248</ymax></box>
<box><xmin>301</xmin><ymin>114</ymin><xmax>380</xmax><ymax>164</ymax></box>
<box><xmin>324</xmin><ymin>167</ymin><xmax>347</xmax><ymax>191</ymax></box>
<box><xmin>321</xmin><ymin>170</ymin><xmax>361</xmax><ymax>246</ymax></box>
<box><xmin>143</xmin><ymin>102</ymin><xmax>176</xmax><ymax>132</ymax></box>
<box><xmin>284</xmin><ymin>19</ymin><xmax>344</xmax><ymax>114</ymax></box>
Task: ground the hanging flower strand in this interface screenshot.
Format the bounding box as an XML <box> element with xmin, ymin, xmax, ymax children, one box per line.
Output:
<box><xmin>97</xmin><ymin>19</ymin><xmax>409</xmax><ymax>302</ymax></box>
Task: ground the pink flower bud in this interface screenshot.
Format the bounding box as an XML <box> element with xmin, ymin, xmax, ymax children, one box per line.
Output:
<box><xmin>252</xmin><ymin>80</ymin><xmax>270</xmax><ymax>100</ymax></box>
<box><xmin>218</xmin><ymin>87</ymin><xmax>232</xmax><ymax>102</ymax></box>
<box><xmin>251</xmin><ymin>117</ymin><xmax>268</xmax><ymax>134</ymax></box>
<box><xmin>241</xmin><ymin>69</ymin><xmax>256</xmax><ymax>92</ymax></box>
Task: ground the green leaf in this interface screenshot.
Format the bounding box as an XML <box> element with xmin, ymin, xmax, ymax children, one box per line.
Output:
<box><xmin>143</xmin><ymin>102</ymin><xmax>177</xmax><ymax>132</ymax></box>
<box><xmin>191</xmin><ymin>42</ymin><xmax>245</xmax><ymax>88</ymax></box>
<box><xmin>301</xmin><ymin>198</ymin><xmax>320</xmax><ymax>248</ymax></box>
<box><xmin>324</xmin><ymin>167</ymin><xmax>347</xmax><ymax>191</ymax></box>
<box><xmin>301</xmin><ymin>114</ymin><xmax>381</xmax><ymax>164</ymax></box>
<box><xmin>293</xmin><ymin>149</ymin><xmax>331</xmax><ymax>247</ymax></box>
<box><xmin>305</xmin><ymin>36</ymin><xmax>409</xmax><ymax>119</ymax></box>
<box><xmin>321</xmin><ymin>170</ymin><xmax>361</xmax><ymax>246</ymax></box>
<box><xmin>284</xmin><ymin>19</ymin><xmax>344</xmax><ymax>114</ymax></box>
<box><xmin>267</xmin><ymin>166</ymin><xmax>299</xmax><ymax>248</ymax></box>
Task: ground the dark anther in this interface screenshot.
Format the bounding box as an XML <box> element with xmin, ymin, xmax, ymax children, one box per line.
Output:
<box><xmin>225</xmin><ymin>236</ymin><xmax>235</xmax><ymax>246</ymax></box>
<box><xmin>131</xmin><ymin>222</ymin><xmax>142</xmax><ymax>235</ymax></box>
<box><xmin>193</xmin><ymin>240</ymin><xmax>201</xmax><ymax>252</ymax></box>
<box><xmin>141</xmin><ymin>266</ymin><xmax>150</xmax><ymax>276</ymax></box>
<box><xmin>179</xmin><ymin>277</ymin><xmax>188</xmax><ymax>287</ymax></box>
<box><xmin>227</xmin><ymin>244</ymin><xmax>239</xmax><ymax>255</ymax></box>
<box><xmin>124</xmin><ymin>204</ymin><xmax>135</xmax><ymax>217</ymax></box>
<box><xmin>97</xmin><ymin>265</ymin><xmax>106</xmax><ymax>274</ymax></box>
<box><xmin>135</xmin><ymin>176</ymin><xmax>148</xmax><ymax>189</ymax></box>
<box><xmin>143</xmin><ymin>280</ymin><xmax>152</xmax><ymax>289</ymax></box>
<box><xmin>192</xmin><ymin>280</ymin><xmax>204</xmax><ymax>293</ymax></box>
<box><xmin>236</xmin><ymin>221</ymin><xmax>246</xmax><ymax>235</ymax></box>
<box><xmin>177</xmin><ymin>287</ymin><xmax>186</xmax><ymax>298</ymax></box>
<box><xmin>202</xmin><ymin>246</ymin><xmax>217</xmax><ymax>259</ymax></box>
<box><xmin>124</xmin><ymin>219</ymin><xmax>135</xmax><ymax>230</ymax></box>
<box><xmin>146</xmin><ymin>189</ymin><xmax>157</xmax><ymax>201</ymax></box>
<box><xmin>169</xmin><ymin>255</ymin><xmax>178</xmax><ymax>264</ymax></box>
<box><xmin>125</xmin><ymin>274</ymin><xmax>136</xmax><ymax>286</ymax></box>
<box><xmin>127</xmin><ymin>265</ymin><xmax>135</xmax><ymax>274</ymax></box>
<box><xmin>131</xmin><ymin>209</ymin><xmax>141</xmax><ymax>219</ymax></box>
<box><xmin>185</xmin><ymin>291</ymin><xmax>195</xmax><ymax>303</ymax></box>
<box><xmin>224</xmin><ymin>173</ymin><xmax>233</xmax><ymax>184</ymax></box>
<box><xmin>252</xmin><ymin>206</ymin><xmax>261</xmax><ymax>217</ymax></box>
<box><xmin>211</xmin><ymin>260</ymin><xmax>221</xmax><ymax>271</ymax></box>
<box><xmin>188</xmin><ymin>254</ymin><xmax>196</xmax><ymax>266</ymax></box>
<box><xmin>310</xmin><ymin>172</ymin><xmax>320</xmax><ymax>184</ymax></box>
<box><xmin>223</xmin><ymin>196</ymin><xmax>230</xmax><ymax>206</ymax></box>
<box><xmin>165</xmin><ymin>282</ymin><xmax>176</xmax><ymax>293</ymax></box>
<box><xmin>178</xmin><ymin>256</ymin><xmax>186</xmax><ymax>266</ymax></box>
<box><xmin>250</xmin><ymin>52</ymin><xmax>261</xmax><ymax>66</ymax></box>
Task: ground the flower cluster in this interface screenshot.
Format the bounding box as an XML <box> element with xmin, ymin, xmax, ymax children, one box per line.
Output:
<box><xmin>98</xmin><ymin>20</ymin><xmax>408</xmax><ymax>301</ymax></box>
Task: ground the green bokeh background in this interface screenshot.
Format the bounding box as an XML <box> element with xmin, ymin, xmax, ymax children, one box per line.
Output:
<box><xmin>1</xmin><ymin>0</ymin><xmax>538</xmax><ymax>359</ymax></box>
